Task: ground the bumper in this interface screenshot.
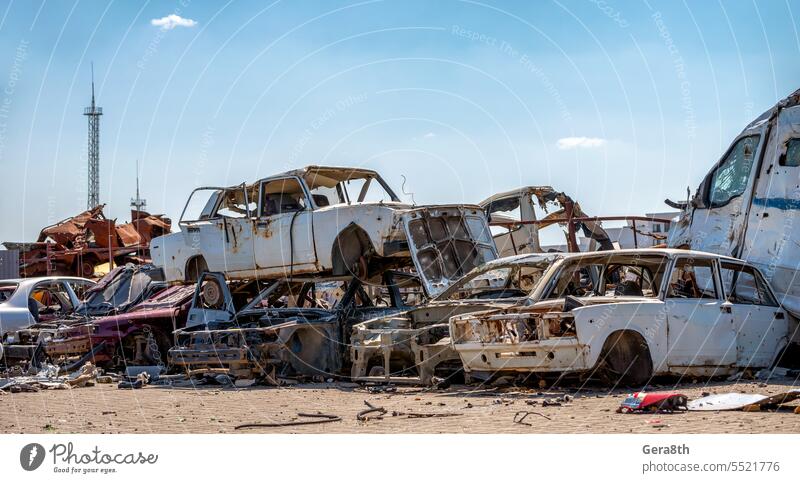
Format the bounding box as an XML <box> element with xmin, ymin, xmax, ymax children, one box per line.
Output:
<box><xmin>455</xmin><ymin>337</ymin><xmax>589</xmax><ymax>373</ymax></box>
<box><xmin>168</xmin><ymin>345</ymin><xmax>276</xmax><ymax>379</ymax></box>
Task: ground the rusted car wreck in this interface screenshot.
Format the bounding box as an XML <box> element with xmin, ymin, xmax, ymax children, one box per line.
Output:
<box><xmin>3</xmin><ymin>206</ymin><xmax>171</xmax><ymax>278</ymax></box>
<box><xmin>168</xmin><ymin>270</ymin><xmax>426</xmax><ymax>382</ymax></box>
<box><xmin>450</xmin><ymin>249</ymin><xmax>791</xmax><ymax>385</ymax></box>
<box><xmin>350</xmin><ymin>253</ymin><xmax>555</xmax><ymax>384</ymax></box>
<box><xmin>482</xmin><ymin>186</ymin><xmax>613</xmax><ymax>256</ymax></box>
<box><xmin>150</xmin><ymin>165</ymin><xmax>496</xmax><ymax>297</ymax></box>
<box><xmin>1</xmin><ymin>264</ymin><xmax>180</xmax><ymax>369</ymax></box>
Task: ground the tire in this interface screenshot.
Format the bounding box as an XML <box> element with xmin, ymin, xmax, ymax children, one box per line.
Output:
<box><xmin>74</xmin><ymin>255</ymin><xmax>98</xmax><ymax>278</ymax></box>
<box><xmin>598</xmin><ymin>331</ymin><xmax>653</xmax><ymax>387</ymax></box>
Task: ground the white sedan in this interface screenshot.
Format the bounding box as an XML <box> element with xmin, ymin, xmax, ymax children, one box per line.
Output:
<box><xmin>450</xmin><ymin>249</ymin><xmax>794</xmax><ymax>385</ymax></box>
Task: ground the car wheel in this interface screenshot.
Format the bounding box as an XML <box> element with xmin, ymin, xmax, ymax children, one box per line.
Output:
<box><xmin>599</xmin><ymin>331</ymin><xmax>652</xmax><ymax>387</ymax></box>
<box><xmin>74</xmin><ymin>255</ymin><xmax>98</xmax><ymax>278</ymax></box>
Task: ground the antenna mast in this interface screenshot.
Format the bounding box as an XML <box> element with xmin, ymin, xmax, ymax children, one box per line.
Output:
<box><xmin>84</xmin><ymin>62</ymin><xmax>103</xmax><ymax>209</ymax></box>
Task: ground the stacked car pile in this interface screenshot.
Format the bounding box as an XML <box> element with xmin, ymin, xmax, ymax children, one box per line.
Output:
<box><xmin>1</xmin><ymin>164</ymin><xmax>798</xmax><ymax>388</ymax></box>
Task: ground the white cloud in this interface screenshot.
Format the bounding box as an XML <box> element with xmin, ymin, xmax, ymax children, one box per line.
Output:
<box><xmin>151</xmin><ymin>14</ymin><xmax>197</xmax><ymax>30</ymax></box>
<box><xmin>556</xmin><ymin>136</ymin><xmax>607</xmax><ymax>150</ymax></box>
<box><xmin>422</xmin><ymin>132</ymin><xmax>436</xmax><ymax>139</ymax></box>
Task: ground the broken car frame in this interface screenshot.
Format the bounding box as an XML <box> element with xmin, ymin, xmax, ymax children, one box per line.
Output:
<box><xmin>169</xmin><ymin>270</ymin><xmax>426</xmax><ymax>381</ymax></box>
<box><xmin>350</xmin><ymin>253</ymin><xmax>557</xmax><ymax>385</ymax></box>
<box><xmin>450</xmin><ymin>249</ymin><xmax>790</xmax><ymax>385</ymax></box>
<box><xmin>150</xmin><ymin>165</ymin><xmax>497</xmax><ymax>298</ymax></box>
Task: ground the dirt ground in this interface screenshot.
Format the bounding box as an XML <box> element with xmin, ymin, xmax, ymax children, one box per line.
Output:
<box><xmin>2</xmin><ymin>377</ymin><xmax>799</xmax><ymax>434</ymax></box>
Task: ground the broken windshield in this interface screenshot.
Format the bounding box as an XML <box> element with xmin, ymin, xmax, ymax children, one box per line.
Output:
<box><xmin>435</xmin><ymin>259</ymin><xmax>551</xmax><ymax>301</ymax></box>
<box><xmin>78</xmin><ymin>269</ymin><xmax>155</xmax><ymax>316</ymax></box>
<box><xmin>536</xmin><ymin>253</ymin><xmax>670</xmax><ymax>302</ymax></box>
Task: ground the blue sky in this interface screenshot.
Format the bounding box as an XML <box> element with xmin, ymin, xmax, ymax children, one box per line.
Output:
<box><xmin>0</xmin><ymin>0</ymin><xmax>798</xmax><ymax>244</ymax></box>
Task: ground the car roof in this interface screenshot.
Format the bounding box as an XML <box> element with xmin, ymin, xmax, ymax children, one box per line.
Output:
<box><xmin>554</xmin><ymin>248</ymin><xmax>743</xmax><ymax>263</ymax></box>
<box><xmin>0</xmin><ymin>276</ymin><xmax>95</xmax><ymax>285</ymax></box>
<box><xmin>257</xmin><ymin>165</ymin><xmax>382</xmax><ymax>185</ymax></box>
<box><xmin>479</xmin><ymin>186</ymin><xmax>555</xmax><ymax>207</ymax></box>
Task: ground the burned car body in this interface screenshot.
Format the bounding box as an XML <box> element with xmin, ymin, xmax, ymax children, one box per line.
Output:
<box><xmin>1</xmin><ymin>264</ymin><xmax>167</xmax><ymax>367</ymax></box>
<box><xmin>350</xmin><ymin>253</ymin><xmax>556</xmax><ymax>385</ymax></box>
<box><xmin>451</xmin><ymin>249</ymin><xmax>790</xmax><ymax>385</ymax></box>
<box><xmin>481</xmin><ymin>186</ymin><xmax>613</xmax><ymax>257</ymax></box>
<box><xmin>2</xmin><ymin>206</ymin><xmax>171</xmax><ymax>278</ymax></box>
<box><xmin>151</xmin><ymin>165</ymin><xmax>496</xmax><ymax>298</ymax></box>
<box><xmin>39</xmin><ymin>283</ymin><xmax>196</xmax><ymax>369</ymax></box>
<box><xmin>169</xmin><ymin>271</ymin><xmax>424</xmax><ymax>381</ymax></box>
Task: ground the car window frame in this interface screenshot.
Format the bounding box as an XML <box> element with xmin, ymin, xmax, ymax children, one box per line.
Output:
<box><xmin>212</xmin><ymin>183</ymin><xmax>254</xmax><ymax>219</ymax></box>
<box><xmin>666</xmin><ymin>256</ymin><xmax>721</xmax><ymax>301</ymax></box>
<box><xmin>720</xmin><ymin>261</ymin><xmax>779</xmax><ymax>307</ymax></box>
<box><xmin>258</xmin><ymin>176</ymin><xmax>312</xmax><ymax>217</ymax></box>
<box><xmin>705</xmin><ymin>134</ymin><xmax>761</xmax><ymax>209</ymax></box>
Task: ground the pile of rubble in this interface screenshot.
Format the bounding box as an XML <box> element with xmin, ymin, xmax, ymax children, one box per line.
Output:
<box><xmin>2</xmin><ymin>205</ymin><xmax>170</xmax><ymax>278</ymax></box>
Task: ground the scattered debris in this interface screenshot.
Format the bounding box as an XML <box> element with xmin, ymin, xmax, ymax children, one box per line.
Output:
<box><xmin>688</xmin><ymin>390</ymin><xmax>800</xmax><ymax>411</ymax></box>
<box><xmin>617</xmin><ymin>392</ymin><xmax>688</xmax><ymax>413</ymax></box>
<box><xmin>3</xmin><ymin>206</ymin><xmax>170</xmax><ymax>278</ymax></box>
<box><xmin>366</xmin><ymin>384</ymin><xmax>397</xmax><ymax>394</ymax></box>
<box><xmin>357</xmin><ymin>401</ymin><xmax>388</xmax><ymax>421</ymax></box>
<box><xmin>391</xmin><ymin>411</ymin><xmax>463</xmax><ymax>419</ymax></box>
<box><xmin>118</xmin><ymin>371</ymin><xmax>150</xmax><ymax>390</ymax></box>
<box><xmin>0</xmin><ymin>362</ymin><xmax>100</xmax><ymax>392</ymax></box>
<box><xmin>513</xmin><ymin>411</ymin><xmax>552</xmax><ymax>425</ymax></box>
<box><xmin>235</xmin><ymin>413</ymin><xmax>341</xmax><ymax>429</ymax></box>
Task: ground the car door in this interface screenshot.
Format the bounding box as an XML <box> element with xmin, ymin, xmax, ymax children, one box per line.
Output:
<box><xmin>180</xmin><ymin>185</ymin><xmax>256</xmax><ymax>274</ymax></box>
<box><xmin>254</xmin><ymin>177</ymin><xmax>316</xmax><ymax>272</ymax></box>
<box><xmin>211</xmin><ymin>185</ymin><xmax>257</xmax><ymax>274</ymax></box>
<box><xmin>719</xmin><ymin>262</ymin><xmax>788</xmax><ymax>368</ymax></box>
<box><xmin>666</xmin><ymin>257</ymin><xmax>737</xmax><ymax>370</ymax></box>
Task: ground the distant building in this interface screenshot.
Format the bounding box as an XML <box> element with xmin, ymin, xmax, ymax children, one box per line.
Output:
<box><xmin>0</xmin><ymin>250</ymin><xmax>20</xmax><ymax>279</ymax></box>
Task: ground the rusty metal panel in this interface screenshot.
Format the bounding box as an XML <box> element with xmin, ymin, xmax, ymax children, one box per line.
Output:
<box><xmin>0</xmin><ymin>249</ymin><xmax>19</xmax><ymax>279</ymax></box>
<box><xmin>116</xmin><ymin>223</ymin><xmax>142</xmax><ymax>247</ymax></box>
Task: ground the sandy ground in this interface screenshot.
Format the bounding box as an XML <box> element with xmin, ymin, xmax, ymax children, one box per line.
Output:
<box><xmin>2</xmin><ymin>377</ymin><xmax>799</xmax><ymax>434</ymax></box>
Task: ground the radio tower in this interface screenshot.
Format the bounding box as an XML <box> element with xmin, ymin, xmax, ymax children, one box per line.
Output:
<box><xmin>84</xmin><ymin>63</ymin><xmax>102</xmax><ymax>209</ymax></box>
<box><xmin>130</xmin><ymin>160</ymin><xmax>147</xmax><ymax>213</ymax></box>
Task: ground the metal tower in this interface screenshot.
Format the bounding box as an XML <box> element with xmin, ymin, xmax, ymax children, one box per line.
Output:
<box><xmin>84</xmin><ymin>63</ymin><xmax>102</xmax><ymax>209</ymax></box>
<box><xmin>130</xmin><ymin>160</ymin><xmax>147</xmax><ymax>212</ymax></box>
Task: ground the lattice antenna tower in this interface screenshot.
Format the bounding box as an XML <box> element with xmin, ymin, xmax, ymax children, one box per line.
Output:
<box><xmin>84</xmin><ymin>62</ymin><xmax>102</xmax><ymax>209</ymax></box>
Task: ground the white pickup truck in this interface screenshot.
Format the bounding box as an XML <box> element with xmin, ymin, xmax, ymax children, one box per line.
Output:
<box><xmin>150</xmin><ymin>166</ymin><xmax>497</xmax><ymax>297</ymax></box>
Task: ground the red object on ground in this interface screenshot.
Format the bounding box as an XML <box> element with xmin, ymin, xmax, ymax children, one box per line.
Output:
<box><xmin>617</xmin><ymin>392</ymin><xmax>688</xmax><ymax>413</ymax></box>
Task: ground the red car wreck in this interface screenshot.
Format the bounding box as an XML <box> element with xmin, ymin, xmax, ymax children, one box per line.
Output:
<box><xmin>41</xmin><ymin>283</ymin><xmax>196</xmax><ymax>370</ymax></box>
<box><xmin>2</xmin><ymin>264</ymin><xmax>195</xmax><ymax>371</ymax></box>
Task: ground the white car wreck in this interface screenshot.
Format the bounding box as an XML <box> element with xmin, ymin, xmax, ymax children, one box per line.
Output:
<box><xmin>0</xmin><ymin>276</ymin><xmax>95</xmax><ymax>337</ymax></box>
<box><xmin>151</xmin><ymin>166</ymin><xmax>497</xmax><ymax>297</ymax></box>
<box><xmin>450</xmin><ymin>249</ymin><xmax>792</xmax><ymax>385</ymax></box>
<box><xmin>667</xmin><ymin>88</ymin><xmax>800</xmax><ymax>324</ymax></box>
<box><xmin>480</xmin><ymin>186</ymin><xmax>613</xmax><ymax>257</ymax></box>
